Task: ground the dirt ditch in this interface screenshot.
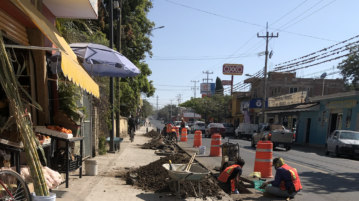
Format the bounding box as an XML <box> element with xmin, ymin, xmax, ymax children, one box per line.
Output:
<box><xmin>121</xmin><ymin>154</ymin><xmax>223</xmax><ymax>198</ymax></box>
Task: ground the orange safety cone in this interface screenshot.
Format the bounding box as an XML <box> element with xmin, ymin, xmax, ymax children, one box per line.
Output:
<box><xmin>253</xmin><ymin>141</ymin><xmax>273</xmax><ymax>178</ymax></box>
<box><xmin>193</xmin><ymin>130</ymin><xmax>202</xmax><ymax>147</ymax></box>
<box><xmin>209</xmin><ymin>133</ymin><xmax>222</xmax><ymax>157</ymax></box>
<box><xmin>181</xmin><ymin>128</ymin><xmax>188</xmax><ymax>142</ymax></box>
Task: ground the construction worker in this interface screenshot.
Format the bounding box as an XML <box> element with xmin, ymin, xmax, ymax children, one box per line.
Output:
<box><xmin>217</xmin><ymin>158</ymin><xmax>245</xmax><ymax>194</ymax></box>
<box><xmin>166</xmin><ymin>122</ymin><xmax>177</xmax><ymax>142</ymax></box>
<box><xmin>180</xmin><ymin>118</ymin><xmax>185</xmax><ymax>137</ymax></box>
<box><xmin>263</xmin><ymin>157</ymin><xmax>302</xmax><ymax>198</ymax></box>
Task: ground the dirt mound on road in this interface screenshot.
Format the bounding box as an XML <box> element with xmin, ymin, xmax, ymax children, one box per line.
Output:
<box><xmin>144</xmin><ymin>129</ymin><xmax>160</xmax><ymax>137</ymax></box>
<box><xmin>123</xmin><ymin>154</ymin><xmax>222</xmax><ymax>198</ymax></box>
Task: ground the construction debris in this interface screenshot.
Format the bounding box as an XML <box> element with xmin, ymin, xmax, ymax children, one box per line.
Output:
<box><xmin>144</xmin><ymin>129</ymin><xmax>160</xmax><ymax>137</ymax></box>
<box><xmin>122</xmin><ymin>154</ymin><xmax>223</xmax><ymax>198</ymax></box>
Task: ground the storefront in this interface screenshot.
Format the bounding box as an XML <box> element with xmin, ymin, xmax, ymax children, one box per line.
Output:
<box><xmin>300</xmin><ymin>91</ymin><xmax>359</xmax><ymax>145</ymax></box>
<box><xmin>0</xmin><ymin>0</ymin><xmax>100</xmax><ymax>192</ymax></box>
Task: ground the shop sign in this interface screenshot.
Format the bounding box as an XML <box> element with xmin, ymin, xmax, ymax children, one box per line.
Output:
<box><xmin>268</xmin><ymin>91</ymin><xmax>307</xmax><ymax>107</ymax></box>
<box><xmin>223</xmin><ymin>64</ymin><xmax>243</xmax><ymax>75</ymax></box>
<box><xmin>249</xmin><ymin>98</ymin><xmax>268</xmax><ymax>108</ymax></box>
<box><xmin>200</xmin><ymin>83</ymin><xmax>215</xmax><ymax>94</ymax></box>
<box><xmin>325</xmin><ymin>100</ymin><xmax>357</xmax><ymax>109</ymax></box>
<box><xmin>222</xmin><ymin>80</ymin><xmax>232</xmax><ymax>86</ymax></box>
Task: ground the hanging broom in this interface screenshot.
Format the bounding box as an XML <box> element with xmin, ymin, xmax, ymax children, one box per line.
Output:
<box><xmin>0</xmin><ymin>33</ymin><xmax>49</xmax><ymax>196</ymax></box>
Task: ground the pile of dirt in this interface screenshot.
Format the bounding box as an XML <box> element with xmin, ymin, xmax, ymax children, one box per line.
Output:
<box><xmin>144</xmin><ymin>129</ymin><xmax>160</xmax><ymax>137</ymax></box>
<box><xmin>123</xmin><ymin>154</ymin><xmax>222</xmax><ymax>198</ymax></box>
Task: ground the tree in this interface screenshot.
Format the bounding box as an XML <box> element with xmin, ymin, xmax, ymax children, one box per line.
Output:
<box><xmin>215</xmin><ymin>77</ymin><xmax>224</xmax><ymax>95</ymax></box>
<box><xmin>157</xmin><ymin>104</ymin><xmax>178</xmax><ymax>122</ymax></box>
<box><xmin>180</xmin><ymin>95</ymin><xmax>232</xmax><ymax>122</ymax></box>
<box><xmin>141</xmin><ymin>99</ymin><xmax>154</xmax><ymax>118</ymax></box>
<box><xmin>337</xmin><ymin>45</ymin><xmax>359</xmax><ymax>91</ymax></box>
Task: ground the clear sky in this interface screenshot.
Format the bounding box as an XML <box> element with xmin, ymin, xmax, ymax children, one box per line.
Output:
<box><xmin>143</xmin><ymin>0</ymin><xmax>357</xmax><ymax>109</ymax></box>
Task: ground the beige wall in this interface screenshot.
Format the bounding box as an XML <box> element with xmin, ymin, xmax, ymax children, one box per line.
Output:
<box><xmin>114</xmin><ymin>116</ymin><xmax>128</xmax><ymax>138</ymax></box>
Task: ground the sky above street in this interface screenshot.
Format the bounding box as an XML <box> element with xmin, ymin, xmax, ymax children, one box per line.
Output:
<box><xmin>144</xmin><ymin>0</ymin><xmax>357</xmax><ymax>109</ymax></box>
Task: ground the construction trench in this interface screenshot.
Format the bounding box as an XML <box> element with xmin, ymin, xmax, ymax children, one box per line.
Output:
<box><xmin>121</xmin><ymin>129</ymin><xmax>282</xmax><ymax>201</ymax></box>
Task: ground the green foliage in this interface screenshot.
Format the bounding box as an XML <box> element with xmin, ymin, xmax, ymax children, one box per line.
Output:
<box><xmin>215</xmin><ymin>77</ymin><xmax>224</xmax><ymax>95</ymax></box>
<box><xmin>99</xmin><ymin>135</ymin><xmax>107</xmax><ymax>155</ymax></box>
<box><xmin>337</xmin><ymin>45</ymin><xmax>359</xmax><ymax>90</ymax></box>
<box><xmin>157</xmin><ymin>104</ymin><xmax>178</xmax><ymax>122</ymax></box>
<box><xmin>141</xmin><ymin>99</ymin><xmax>154</xmax><ymax>118</ymax></box>
<box><xmin>180</xmin><ymin>95</ymin><xmax>232</xmax><ymax>122</ymax></box>
<box><xmin>58</xmin><ymin>82</ymin><xmax>83</xmax><ymax>116</ymax></box>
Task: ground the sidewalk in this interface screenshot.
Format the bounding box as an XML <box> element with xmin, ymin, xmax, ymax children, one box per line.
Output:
<box><xmin>56</xmin><ymin>126</ymin><xmax>230</xmax><ymax>201</ymax></box>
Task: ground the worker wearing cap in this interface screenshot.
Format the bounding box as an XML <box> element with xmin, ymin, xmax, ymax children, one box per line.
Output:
<box><xmin>217</xmin><ymin>158</ymin><xmax>245</xmax><ymax>194</ymax></box>
<box><xmin>180</xmin><ymin>118</ymin><xmax>185</xmax><ymax>137</ymax></box>
<box><xmin>263</xmin><ymin>157</ymin><xmax>302</xmax><ymax>198</ymax></box>
<box><xmin>166</xmin><ymin>122</ymin><xmax>177</xmax><ymax>143</ymax></box>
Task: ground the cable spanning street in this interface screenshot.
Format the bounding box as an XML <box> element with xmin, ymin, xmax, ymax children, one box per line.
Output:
<box><xmin>150</xmin><ymin>119</ymin><xmax>359</xmax><ymax>201</ymax></box>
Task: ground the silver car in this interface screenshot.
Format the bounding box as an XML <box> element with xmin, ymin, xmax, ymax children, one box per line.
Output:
<box><xmin>325</xmin><ymin>130</ymin><xmax>359</xmax><ymax>157</ymax></box>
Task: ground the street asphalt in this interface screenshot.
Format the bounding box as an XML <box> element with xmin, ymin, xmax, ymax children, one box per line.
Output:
<box><xmin>150</xmin><ymin>119</ymin><xmax>359</xmax><ymax>201</ymax></box>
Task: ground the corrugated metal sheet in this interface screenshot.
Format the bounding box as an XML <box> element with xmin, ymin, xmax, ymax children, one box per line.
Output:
<box><xmin>0</xmin><ymin>9</ymin><xmax>29</xmax><ymax>45</ymax></box>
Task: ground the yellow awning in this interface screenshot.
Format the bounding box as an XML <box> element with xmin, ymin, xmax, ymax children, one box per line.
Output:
<box><xmin>15</xmin><ymin>0</ymin><xmax>99</xmax><ymax>98</ymax></box>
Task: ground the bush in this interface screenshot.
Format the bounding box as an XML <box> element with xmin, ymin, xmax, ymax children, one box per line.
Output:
<box><xmin>99</xmin><ymin>135</ymin><xmax>107</xmax><ymax>155</ymax></box>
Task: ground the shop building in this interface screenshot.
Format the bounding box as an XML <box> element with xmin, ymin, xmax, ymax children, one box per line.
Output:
<box><xmin>0</xmin><ymin>0</ymin><xmax>100</xmax><ymax>189</ymax></box>
<box><xmin>296</xmin><ymin>91</ymin><xmax>359</xmax><ymax>145</ymax></box>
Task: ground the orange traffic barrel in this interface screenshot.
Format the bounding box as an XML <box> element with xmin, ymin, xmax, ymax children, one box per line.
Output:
<box><xmin>253</xmin><ymin>141</ymin><xmax>273</xmax><ymax>178</ymax></box>
<box><xmin>193</xmin><ymin>130</ymin><xmax>202</xmax><ymax>147</ymax></box>
<box><xmin>175</xmin><ymin>127</ymin><xmax>179</xmax><ymax>138</ymax></box>
<box><xmin>209</xmin><ymin>133</ymin><xmax>222</xmax><ymax>157</ymax></box>
<box><xmin>181</xmin><ymin>128</ymin><xmax>188</xmax><ymax>142</ymax></box>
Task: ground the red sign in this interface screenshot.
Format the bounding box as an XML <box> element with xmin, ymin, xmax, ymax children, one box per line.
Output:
<box><xmin>222</xmin><ymin>80</ymin><xmax>232</xmax><ymax>86</ymax></box>
<box><xmin>223</xmin><ymin>64</ymin><xmax>243</xmax><ymax>75</ymax></box>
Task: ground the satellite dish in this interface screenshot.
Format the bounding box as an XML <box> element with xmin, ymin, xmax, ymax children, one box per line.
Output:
<box><xmin>320</xmin><ymin>72</ymin><xmax>327</xmax><ymax>79</ymax></box>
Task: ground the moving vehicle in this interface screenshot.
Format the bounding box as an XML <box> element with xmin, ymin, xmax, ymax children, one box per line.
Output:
<box><xmin>251</xmin><ymin>124</ymin><xmax>294</xmax><ymax>151</ymax></box>
<box><xmin>191</xmin><ymin>121</ymin><xmax>206</xmax><ymax>134</ymax></box>
<box><xmin>222</xmin><ymin>123</ymin><xmax>235</xmax><ymax>136</ymax></box>
<box><xmin>234</xmin><ymin>123</ymin><xmax>259</xmax><ymax>140</ymax></box>
<box><xmin>205</xmin><ymin>123</ymin><xmax>226</xmax><ymax>138</ymax></box>
<box><xmin>325</xmin><ymin>130</ymin><xmax>359</xmax><ymax>157</ymax></box>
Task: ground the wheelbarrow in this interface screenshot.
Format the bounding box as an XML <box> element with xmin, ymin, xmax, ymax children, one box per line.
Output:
<box><xmin>162</xmin><ymin>163</ymin><xmax>210</xmax><ymax>198</ymax></box>
<box><xmin>106</xmin><ymin>137</ymin><xmax>123</xmax><ymax>152</ymax></box>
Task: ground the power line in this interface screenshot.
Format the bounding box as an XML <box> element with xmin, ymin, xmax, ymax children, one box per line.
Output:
<box><xmin>164</xmin><ymin>0</ymin><xmax>338</xmax><ymax>42</ymax></box>
<box><xmin>191</xmin><ymin>80</ymin><xmax>200</xmax><ymax>98</ymax></box>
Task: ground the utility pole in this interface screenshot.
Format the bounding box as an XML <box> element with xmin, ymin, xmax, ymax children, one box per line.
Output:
<box><xmin>203</xmin><ymin>71</ymin><xmax>213</xmax><ymax>97</ymax></box>
<box><xmin>115</xmin><ymin>0</ymin><xmax>122</xmax><ymax>140</ymax></box>
<box><xmin>191</xmin><ymin>80</ymin><xmax>199</xmax><ymax>98</ymax></box>
<box><xmin>156</xmin><ymin>95</ymin><xmax>159</xmax><ymax>112</ymax></box>
<box><xmin>109</xmin><ymin>0</ymin><xmax>115</xmax><ymax>152</ymax></box>
<box><xmin>170</xmin><ymin>99</ymin><xmax>173</xmax><ymax>122</ymax></box>
<box><xmin>176</xmin><ymin>94</ymin><xmax>182</xmax><ymax>121</ymax></box>
<box><xmin>257</xmin><ymin>22</ymin><xmax>278</xmax><ymax>124</ymax></box>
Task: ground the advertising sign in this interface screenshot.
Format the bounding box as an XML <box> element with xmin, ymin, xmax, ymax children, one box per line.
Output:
<box><xmin>223</xmin><ymin>64</ymin><xmax>244</xmax><ymax>75</ymax></box>
<box><xmin>325</xmin><ymin>100</ymin><xmax>357</xmax><ymax>109</ymax></box>
<box><xmin>268</xmin><ymin>91</ymin><xmax>307</xmax><ymax>107</ymax></box>
<box><xmin>222</xmin><ymin>80</ymin><xmax>232</xmax><ymax>86</ymax></box>
<box><xmin>200</xmin><ymin>83</ymin><xmax>215</xmax><ymax>94</ymax></box>
<box><xmin>249</xmin><ymin>98</ymin><xmax>268</xmax><ymax>108</ymax></box>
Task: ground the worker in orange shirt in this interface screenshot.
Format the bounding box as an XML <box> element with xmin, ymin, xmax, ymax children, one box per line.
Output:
<box><xmin>217</xmin><ymin>158</ymin><xmax>245</xmax><ymax>194</ymax></box>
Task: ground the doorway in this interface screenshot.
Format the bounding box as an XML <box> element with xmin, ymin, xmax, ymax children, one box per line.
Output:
<box><xmin>305</xmin><ymin>118</ymin><xmax>311</xmax><ymax>143</ymax></box>
<box><xmin>329</xmin><ymin>113</ymin><xmax>338</xmax><ymax>136</ymax></box>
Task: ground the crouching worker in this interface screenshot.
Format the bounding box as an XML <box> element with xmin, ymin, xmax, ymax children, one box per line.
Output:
<box><xmin>263</xmin><ymin>157</ymin><xmax>302</xmax><ymax>198</ymax></box>
<box><xmin>217</xmin><ymin>158</ymin><xmax>245</xmax><ymax>194</ymax></box>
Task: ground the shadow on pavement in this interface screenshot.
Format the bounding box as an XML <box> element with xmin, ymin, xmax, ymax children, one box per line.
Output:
<box><xmin>300</xmin><ymin>171</ymin><xmax>359</xmax><ymax>194</ymax></box>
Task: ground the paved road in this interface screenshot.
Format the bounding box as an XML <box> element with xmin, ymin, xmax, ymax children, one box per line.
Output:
<box><xmin>150</xmin><ymin>119</ymin><xmax>359</xmax><ymax>201</ymax></box>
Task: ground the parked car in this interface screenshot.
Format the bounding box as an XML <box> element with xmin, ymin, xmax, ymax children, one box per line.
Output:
<box><xmin>251</xmin><ymin>124</ymin><xmax>294</xmax><ymax>151</ymax></box>
<box><xmin>222</xmin><ymin>123</ymin><xmax>235</xmax><ymax>136</ymax></box>
<box><xmin>191</xmin><ymin>121</ymin><xmax>206</xmax><ymax>134</ymax></box>
<box><xmin>188</xmin><ymin>121</ymin><xmax>194</xmax><ymax>127</ymax></box>
<box><xmin>235</xmin><ymin>123</ymin><xmax>260</xmax><ymax>140</ymax></box>
<box><xmin>205</xmin><ymin>123</ymin><xmax>226</xmax><ymax>138</ymax></box>
<box><xmin>325</xmin><ymin>130</ymin><xmax>359</xmax><ymax>157</ymax></box>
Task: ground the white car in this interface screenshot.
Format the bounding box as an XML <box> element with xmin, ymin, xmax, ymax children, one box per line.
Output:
<box><xmin>191</xmin><ymin>121</ymin><xmax>206</xmax><ymax>134</ymax></box>
<box><xmin>325</xmin><ymin>130</ymin><xmax>359</xmax><ymax>157</ymax></box>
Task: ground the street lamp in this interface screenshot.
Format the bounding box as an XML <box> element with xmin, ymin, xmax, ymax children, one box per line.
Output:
<box><xmin>150</xmin><ymin>26</ymin><xmax>165</xmax><ymax>31</ymax></box>
<box><xmin>245</xmin><ymin>74</ymin><xmax>252</xmax><ymax>77</ymax></box>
